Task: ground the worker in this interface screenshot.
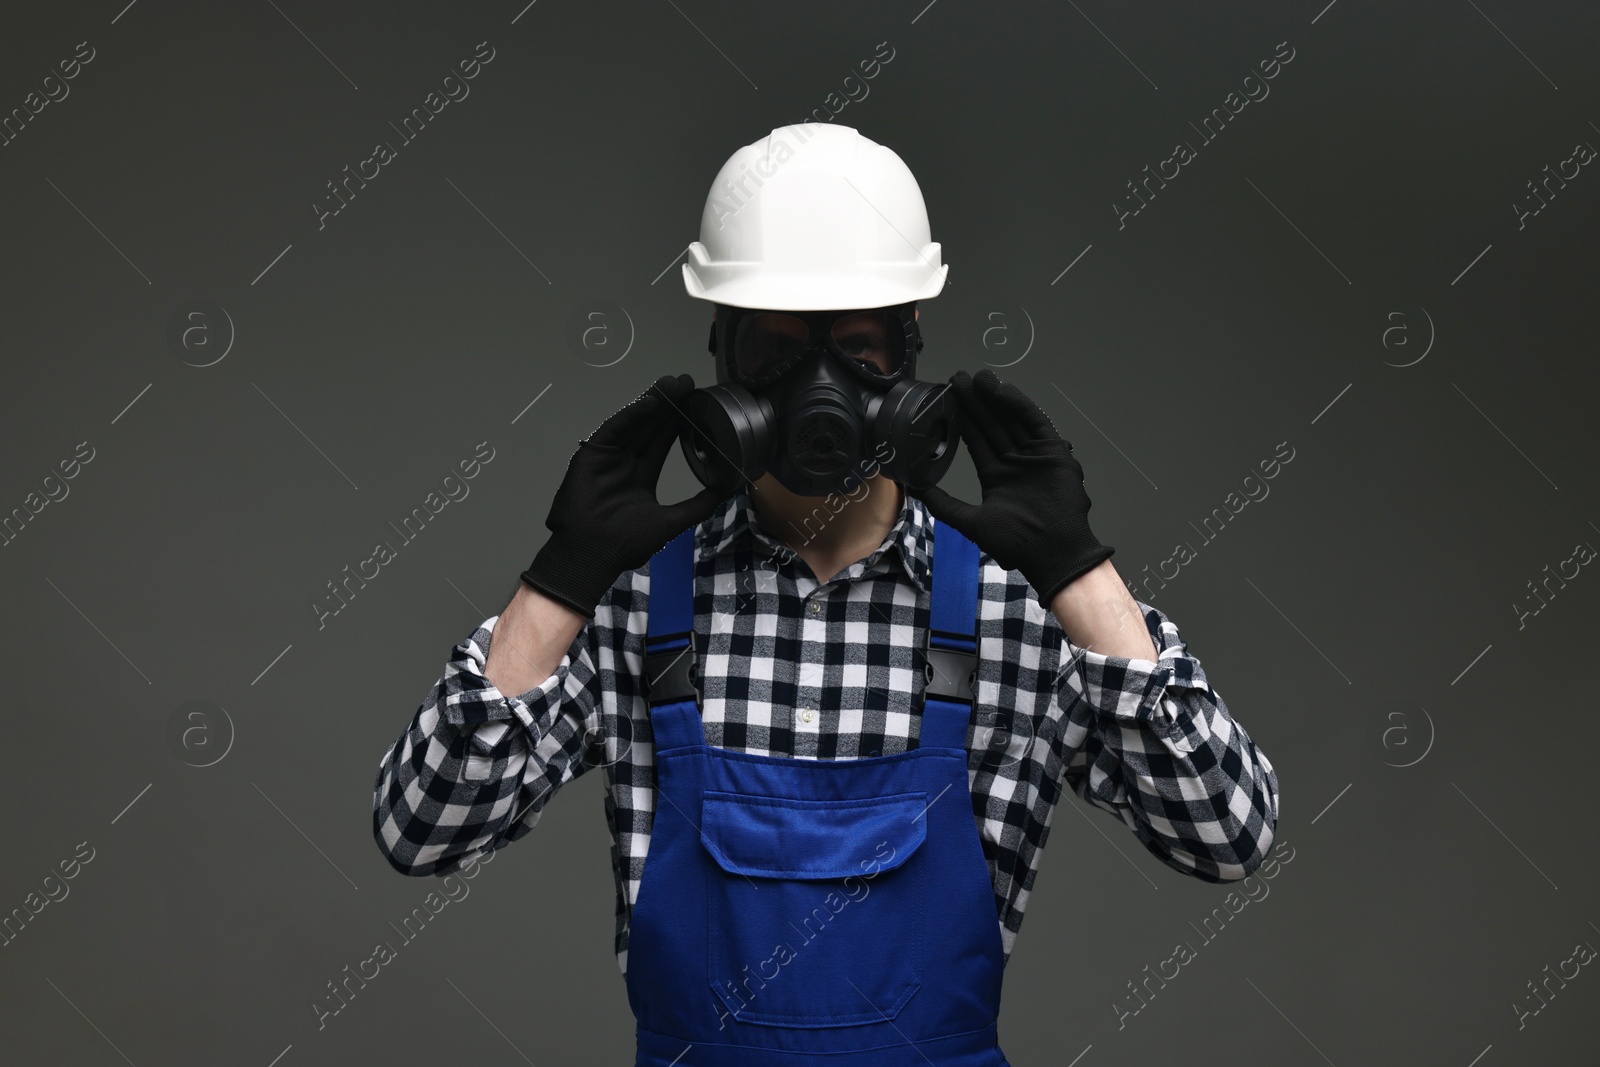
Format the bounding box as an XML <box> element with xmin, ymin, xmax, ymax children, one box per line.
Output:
<box><xmin>373</xmin><ymin>124</ymin><xmax>1280</xmax><ymax>1065</ymax></box>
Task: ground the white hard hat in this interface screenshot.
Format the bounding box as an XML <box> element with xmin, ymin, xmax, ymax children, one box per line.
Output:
<box><xmin>682</xmin><ymin>124</ymin><xmax>949</xmax><ymax>312</ymax></box>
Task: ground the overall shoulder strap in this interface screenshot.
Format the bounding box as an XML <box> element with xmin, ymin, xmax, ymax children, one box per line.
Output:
<box><xmin>922</xmin><ymin>518</ymin><xmax>980</xmax><ymax>750</ymax></box>
<box><xmin>642</xmin><ymin>525</ymin><xmax>703</xmax><ymax>747</ymax></box>
<box><xmin>646</xmin><ymin>525</ymin><xmax>696</xmax><ymax>646</ymax></box>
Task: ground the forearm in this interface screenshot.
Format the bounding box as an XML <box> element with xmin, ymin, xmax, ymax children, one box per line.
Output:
<box><xmin>484</xmin><ymin>580</ymin><xmax>587</xmax><ymax>696</ymax></box>
<box><xmin>1066</xmin><ymin>682</ymin><xmax>1281</xmax><ymax>881</ymax></box>
<box><xmin>372</xmin><ymin>696</ymin><xmax>533</xmax><ymax>875</ymax></box>
<box><xmin>1054</xmin><ymin>594</ymin><xmax>1280</xmax><ymax>882</ymax></box>
<box><xmin>1049</xmin><ymin>558</ymin><xmax>1157</xmax><ymax>661</ymax></box>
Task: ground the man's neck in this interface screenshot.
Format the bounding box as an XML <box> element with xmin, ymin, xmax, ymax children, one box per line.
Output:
<box><xmin>749</xmin><ymin>472</ymin><xmax>903</xmax><ymax>564</ymax></box>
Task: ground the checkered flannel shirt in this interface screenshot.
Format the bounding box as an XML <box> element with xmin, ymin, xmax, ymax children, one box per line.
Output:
<box><xmin>373</xmin><ymin>482</ymin><xmax>1280</xmax><ymax>972</ymax></box>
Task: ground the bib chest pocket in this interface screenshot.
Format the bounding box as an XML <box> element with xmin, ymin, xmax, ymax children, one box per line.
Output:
<box><xmin>700</xmin><ymin>789</ymin><xmax>930</xmax><ymax>1029</ymax></box>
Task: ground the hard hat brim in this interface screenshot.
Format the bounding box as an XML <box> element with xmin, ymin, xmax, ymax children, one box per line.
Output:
<box><xmin>682</xmin><ymin>248</ymin><xmax>948</xmax><ymax>312</ymax></box>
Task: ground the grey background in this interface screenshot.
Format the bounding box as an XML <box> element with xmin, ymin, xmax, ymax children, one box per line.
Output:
<box><xmin>1</xmin><ymin>1</ymin><xmax>1596</xmax><ymax>1063</ymax></box>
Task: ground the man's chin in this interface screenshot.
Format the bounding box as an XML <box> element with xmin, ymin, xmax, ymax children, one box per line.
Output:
<box><xmin>777</xmin><ymin>477</ymin><xmax>861</xmax><ymax>500</ymax></box>
<box><xmin>764</xmin><ymin>462</ymin><xmax>890</xmax><ymax>500</ymax></box>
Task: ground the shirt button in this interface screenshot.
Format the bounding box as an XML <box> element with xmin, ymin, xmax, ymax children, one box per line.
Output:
<box><xmin>800</xmin><ymin>708</ymin><xmax>814</xmax><ymax>723</ymax></box>
<box><xmin>808</xmin><ymin>601</ymin><xmax>822</xmax><ymax>614</ymax></box>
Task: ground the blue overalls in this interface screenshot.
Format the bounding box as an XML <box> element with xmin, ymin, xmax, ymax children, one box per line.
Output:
<box><xmin>626</xmin><ymin>518</ymin><xmax>1012</xmax><ymax>1066</ymax></box>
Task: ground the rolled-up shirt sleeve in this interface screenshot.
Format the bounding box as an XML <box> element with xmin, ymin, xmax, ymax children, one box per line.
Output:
<box><xmin>1055</xmin><ymin>599</ymin><xmax>1280</xmax><ymax>883</ymax></box>
<box><xmin>371</xmin><ymin>610</ymin><xmax>602</xmax><ymax>877</ymax></box>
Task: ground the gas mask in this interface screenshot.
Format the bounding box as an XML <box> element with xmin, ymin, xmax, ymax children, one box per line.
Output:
<box><xmin>677</xmin><ymin>302</ymin><xmax>961</xmax><ymax>498</ymax></box>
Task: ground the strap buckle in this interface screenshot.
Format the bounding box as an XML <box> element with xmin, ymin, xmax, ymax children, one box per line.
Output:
<box><xmin>643</xmin><ymin>637</ymin><xmax>699</xmax><ymax>706</ymax></box>
<box><xmin>922</xmin><ymin>642</ymin><xmax>976</xmax><ymax>706</ymax></box>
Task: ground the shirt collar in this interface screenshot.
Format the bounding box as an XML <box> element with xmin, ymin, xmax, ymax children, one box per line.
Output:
<box><xmin>704</xmin><ymin>479</ymin><xmax>934</xmax><ymax>594</ymax></box>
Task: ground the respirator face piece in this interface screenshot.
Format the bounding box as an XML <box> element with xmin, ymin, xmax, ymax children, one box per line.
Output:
<box><xmin>677</xmin><ymin>303</ymin><xmax>961</xmax><ymax>499</ymax></box>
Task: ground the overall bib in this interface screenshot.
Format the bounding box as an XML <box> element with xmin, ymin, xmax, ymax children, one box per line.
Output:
<box><xmin>627</xmin><ymin>519</ymin><xmax>1011</xmax><ymax>1066</ymax></box>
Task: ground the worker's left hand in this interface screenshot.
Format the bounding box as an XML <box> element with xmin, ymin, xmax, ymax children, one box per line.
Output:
<box><xmin>912</xmin><ymin>369</ymin><xmax>1115</xmax><ymax>609</ymax></box>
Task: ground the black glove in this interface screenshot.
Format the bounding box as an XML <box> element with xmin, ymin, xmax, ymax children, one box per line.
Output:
<box><xmin>912</xmin><ymin>369</ymin><xmax>1115</xmax><ymax>609</ymax></box>
<box><xmin>520</xmin><ymin>373</ymin><xmax>727</xmax><ymax>618</ymax></box>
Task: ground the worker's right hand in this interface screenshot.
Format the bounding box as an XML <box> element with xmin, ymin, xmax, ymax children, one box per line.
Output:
<box><xmin>519</xmin><ymin>373</ymin><xmax>728</xmax><ymax>619</ymax></box>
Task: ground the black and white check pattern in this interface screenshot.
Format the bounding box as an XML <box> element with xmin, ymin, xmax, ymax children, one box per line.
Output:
<box><xmin>373</xmin><ymin>482</ymin><xmax>1280</xmax><ymax>972</ymax></box>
